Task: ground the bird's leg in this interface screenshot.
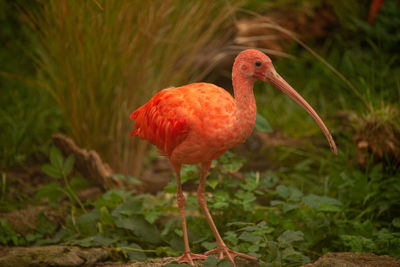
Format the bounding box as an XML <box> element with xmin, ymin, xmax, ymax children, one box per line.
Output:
<box><xmin>197</xmin><ymin>161</ymin><xmax>258</xmax><ymax>266</ymax></box>
<box><xmin>169</xmin><ymin>163</ymin><xmax>207</xmax><ymax>266</ymax></box>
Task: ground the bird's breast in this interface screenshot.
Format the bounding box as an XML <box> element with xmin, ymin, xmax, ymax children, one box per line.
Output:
<box><xmin>165</xmin><ymin>83</ymin><xmax>256</xmax><ymax>164</ymax></box>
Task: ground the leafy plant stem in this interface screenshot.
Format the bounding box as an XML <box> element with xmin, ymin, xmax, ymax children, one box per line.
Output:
<box><xmin>62</xmin><ymin>175</ymin><xmax>87</xmax><ymax>212</ymax></box>
<box><xmin>70</xmin><ymin>206</ymin><xmax>80</xmax><ymax>234</ymax></box>
<box><xmin>119</xmin><ymin>246</ymin><xmax>157</xmax><ymax>253</ymax></box>
<box><xmin>1</xmin><ymin>172</ymin><xmax>6</xmax><ymax>202</ymax></box>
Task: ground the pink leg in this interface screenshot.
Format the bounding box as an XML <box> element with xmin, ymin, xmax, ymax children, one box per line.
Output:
<box><xmin>170</xmin><ymin>163</ymin><xmax>207</xmax><ymax>266</ymax></box>
<box><xmin>197</xmin><ymin>161</ymin><xmax>258</xmax><ymax>267</ymax></box>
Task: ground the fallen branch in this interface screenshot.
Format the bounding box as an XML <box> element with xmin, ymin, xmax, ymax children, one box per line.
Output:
<box><xmin>52</xmin><ymin>133</ymin><xmax>123</xmax><ymax>190</ymax></box>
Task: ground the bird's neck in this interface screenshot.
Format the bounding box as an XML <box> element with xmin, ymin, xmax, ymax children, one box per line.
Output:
<box><xmin>232</xmin><ymin>74</ymin><xmax>257</xmax><ymax>137</ymax></box>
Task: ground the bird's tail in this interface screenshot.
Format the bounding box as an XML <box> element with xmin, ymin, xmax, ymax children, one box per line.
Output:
<box><xmin>129</xmin><ymin>108</ymin><xmax>142</xmax><ymax>137</ymax></box>
<box><xmin>130</xmin><ymin>128</ymin><xmax>139</xmax><ymax>137</ymax></box>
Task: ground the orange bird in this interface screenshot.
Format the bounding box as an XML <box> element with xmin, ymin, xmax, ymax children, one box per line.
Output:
<box><xmin>130</xmin><ymin>49</ymin><xmax>337</xmax><ymax>266</ymax></box>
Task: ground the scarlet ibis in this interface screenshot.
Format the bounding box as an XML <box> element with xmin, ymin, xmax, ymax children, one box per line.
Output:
<box><xmin>130</xmin><ymin>49</ymin><xmax>337</xmax><ymax>266</ymax></box>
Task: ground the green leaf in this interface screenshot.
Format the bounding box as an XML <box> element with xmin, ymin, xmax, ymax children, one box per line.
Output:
<box><xmin>204</xmin><ymin>255</ymin><xmax>218</xmax><ymax>267</ymax></box>
<box><xmin>267</xmin><ymin>240</ymin><xmax>278</xmax><ymax>260</ymax></box>
<box><xmin>112</xmin><ymin>199</ymin><xmax>143</xmax><ymax>217</ymax></box>
<box><xmin>181</xmin><ymin>165</ymin><xmax>198</xmax><ymax>182</ymax></box>
<box><xmin>222</xmin><ymin>159</ymin><xmax>244</xmax><ymax>173</ymax></box>
<box><xmin>66</xmin><ymin>236</ymin><xmax>95</xmax><ymax>247</ymax></box>
<box><xmin>42</xmin><ymin>164</ymin><xmax>62</xmax><ymax>179</ymax></box>
<box><xmin>241</xmin><ymin>173</ymin><xmax>259</xmax><ymax>191</ymax></box>
<box><xmin>393</xmin><ymin>218</ymin><xmax>400</xmax><ymax>228</ymax></box>
<box><xmin>270</xmin><ymin>200</ymin><xmax>285</xmax><ymax>206</ymax></box>
<box><xmin>122</xmin><ymin>243</ymin><xmax>147</xmax><ymax>261</ymax></box>
<box><xmin>95</xmin><ymin>189</ymin><xmax>130</xmax><ymax>209</ymax></box>
<box><xmin>25</xmin><ymin>233</ymin><xmax>42</xmax><ymax>243</ymax></box>
<box><xmin>248</xmin><ymin>243</ymin><xmax>260</xmax><ymax>253</ymax></box>
<box><xmin>212</xmin><ymin>190</ymin><xmax>229</xmax><ymax>209</ymax></box>
<box><xmin>224</xmin><ymin>231</ymin><xmax>238</xmax><ymax>246</ymax></box>
<box><xmin>202</xmin><ymin>241</ymin><xmax>216</xmax><ymax>250</ymax></box>
<box><xmin>127</xmin><ymin>175</ymin><xmax>142</xmax><ymax>185</ymax></box>
<box><xmin>318</xmin><ymin>202</ymin><xmax>341</xmax><ymax>212</ymax></box>
<box><xmin>144</xmin><ymin>210</ymin><xmax>162</xmax><ymax>224</ymax></box>
<box><xmin>217</xmin><ymin>259</ymin><xmax>234</xmax><ymax>267</ymax></box>
<box><xmin>238</xmin><ymin>231</ymin><xmax>262</xmax><ymax>243</ymax></box>
<box><xmin>302</xmin><ymin>194</ymin><xmax>342</xmax><ymax>210</ymax></box>
<box><xmin>155</xmin><ymin>246</ymin><xmax>174</xmax><ymax>256</ymax></box>
<box><xmin>36</xmin><ymin>213</ymin><xmax>57</xmax><ymax>235</ymax></box>
<box><xmin>276</xmin><ymin>185</ymin><xmax>290</xmax><ymax>199</ymax></box>
<box><xmin>207</xmin><ymin>177</ymin><xmax>220</xmax><ymax>190</ymax></box>
<box><xmin>227</xmin><ymin>222</ymin><xmax>254</xmax><ymax>227</ymax></box>
<box><xmin>92</xmin><ymin>234</ymin><xmax>116</xmax><ymax>246</ymax></box>
<box><xmin>0</xmin><ymin>218</ymin><xmax>23</xmax><ymax>246</ymax></box>
<box><xmin>63</xmin><ymin>154</ymin><xmax>75</xmax><ymax>176</ymax></box>
<box><xmin>99</xmin><ymin>206</ymin><xmax>114</xmax><ymax>226</ymax></box>
<box><xmin>283</xmin><ymin>203</ymin><xmax>300</xmax><ymax>213</ymax></box>
<box><xmin>238</xmin><ymin>225</ymin><xmax>258</xmax><ymax>232</ymax></box>
<box><xmin>278</xmin><ymin>230</ymin><xmax>304</xmax><ymax>246</ymax></box>
<box><xmin>114</xmin><ymin>215</ymin><xmax>161</xmax><ymax>244</ymax></box>
<box><xmin>76</xmin><ymin>210</ymin><xmax>100</xmax><ymax>235</ymax></box>
<box><xmin>35</xmin><ymin>182</ymin><xmax>64</xmax><ymax>203</ymax></box>
<box><xmin>164</xmin><ymin>180</ymin><xmax>177</xmax><ymax>194</ymax></box>
<box><xmin>288</xmin><ymin>187</ymin><xmax>303</xmax><ymax>202</ymax></box>
<box><xmin>42</xmin><ymin>228</ymin><xmax>67</xmax><ymax>245</ymax></box>
<box><xmin>49</xmin><ymin>146</ymin><xmax>64</xmax><ymax>171</ymax></box>
<box><xmin>254</xmin><ymin>113</ymin><xmax>273</xmax><ymax>133</ymax></box>
<box><xmin>236</xmin><ymin>190</ymin><xmax>256</xmax><ymax>203</ymax></box>
<box><xmin>70</xmin><ymin>176</ymin><xmax>92</xmax><ymax>191</ymax></box>
<box><xmin>339</xmin><ymin>235</ymin><xmax>376</xmax><ymax>252</ymax></box>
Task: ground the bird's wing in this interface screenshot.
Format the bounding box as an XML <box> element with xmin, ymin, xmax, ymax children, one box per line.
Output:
<box><xmin>130</xmin><ymin>88</ymin><xmax>190</xmax><ymax>157</ymax></box>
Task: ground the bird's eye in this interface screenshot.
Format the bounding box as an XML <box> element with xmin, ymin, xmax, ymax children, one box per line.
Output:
<box><xmin>255</xmin><ymin>61</ymin><xmax>262</xmax><ymax>67</ymax></box>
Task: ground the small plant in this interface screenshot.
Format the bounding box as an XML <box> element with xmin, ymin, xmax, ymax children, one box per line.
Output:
<box><xmin>37</xmin><ymin>146</ymin><xmax>87</xmax><ymax>211</ymax></box>
<box><xmin>0</xmin><ymin>218</ymin><xmax>25</xmax><ymax>246</ymax></box>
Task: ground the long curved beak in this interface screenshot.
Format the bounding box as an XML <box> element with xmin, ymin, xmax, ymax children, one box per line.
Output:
<box><xmin>264</xmin><ymin>66</ymin><xmax>337</xmax><ymax>155</ymax></box>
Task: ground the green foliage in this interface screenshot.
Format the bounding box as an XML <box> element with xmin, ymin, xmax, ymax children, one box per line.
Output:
<box><xmin>0</xmin><ymin>1</ymin><xmax>62</xmax><ymax>169</ymax></box>
<box><xmin>37</xmin><ymin>146</ymin><xmax>88</xmax><ymax>211</ymax></box>
<box><xmin>255</xmin><ymin>113</ymin><xmax>273</xmax><ymax>133</ymax></box>
<box><xmin>0</xmin><ymin>218</ymin><xmax>25</xmax><ymax>246</ymax></box>
<box><xmin>4</xmin><ymin>143</ymin><xmax>397</xmax><ymax>264</ymax></box>
<box><xmin>52</xmin><ymin>190</ymin><xmax>175</xmax><ymax>260</ymax></box>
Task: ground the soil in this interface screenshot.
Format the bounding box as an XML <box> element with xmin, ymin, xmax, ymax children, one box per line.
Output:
<box><xmin>304</xmin><ymin>252</ymin><xmax>400</xmax><ymax>267</ymax></box>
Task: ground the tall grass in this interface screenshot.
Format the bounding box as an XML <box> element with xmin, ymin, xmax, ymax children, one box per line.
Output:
<box><xmin>25</xmin><ymin>0</ymin><xmax>240</xmax><ymax>175</ymax></box>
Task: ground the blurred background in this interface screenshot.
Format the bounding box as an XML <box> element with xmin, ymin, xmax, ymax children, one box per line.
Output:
<box><xmin>0</xmin><ymin>0</ymin><xmax>399</xmax><ymax>266</ymax></box>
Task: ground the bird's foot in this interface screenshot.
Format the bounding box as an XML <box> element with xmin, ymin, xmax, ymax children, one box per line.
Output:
<box><xmin>166</xmin><ymin>251</ymin><xmax>207</xmax><ymax>266</ymax></box>
<box><xmin>205</xmin><ymin>246</ymin><xmax>258</xmax><ymax>267</ymax></box>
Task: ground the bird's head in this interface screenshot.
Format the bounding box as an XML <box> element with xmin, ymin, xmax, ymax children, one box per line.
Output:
<box><xmin>234</xmin><ymin>49</ymin><xmax>273</xmax><ymax>82</ymax></box>
<box><xmin>234</xmin><ymin>49</ymin><xmax>337</xmax><ymax>155</ymax></box>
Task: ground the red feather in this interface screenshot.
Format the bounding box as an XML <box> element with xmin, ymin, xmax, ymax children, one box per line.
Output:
<box><xmin>130</xmin><ymin>89</ymin><xmax>189</xmax><ymax>156</ymax></box>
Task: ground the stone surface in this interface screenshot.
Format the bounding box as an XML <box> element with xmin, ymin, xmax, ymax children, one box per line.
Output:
<box><xmin>303</xmin><ymin>252</ymin><xmax>400</xmax><ymax>267</ymax></box>
<box><xmin>0</xmin><ymin>245</ymin><xmax>110</xmax><ymax>267</ymax></box>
